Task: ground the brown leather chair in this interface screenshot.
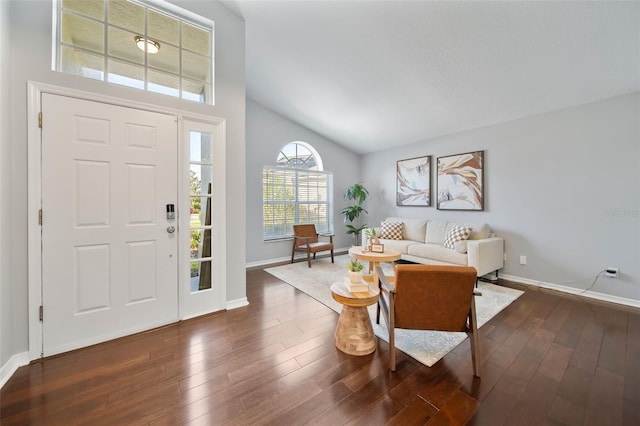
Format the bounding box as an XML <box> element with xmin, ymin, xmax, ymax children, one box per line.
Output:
<box><xmin>376</xmin><ymin>264</ymin><xmax>482</xmax><ymax>376</ymax></box>
<box><xmin>291</xmin><ymin>224</ymin><xmax>334</xmax><ymax>267</ymax></box>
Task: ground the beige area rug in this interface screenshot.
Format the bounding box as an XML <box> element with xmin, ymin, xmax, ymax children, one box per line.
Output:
<box><xmin>265</xmin><ymin>255</ymin><xmax>523</xmax><ymax>367</ymax></box>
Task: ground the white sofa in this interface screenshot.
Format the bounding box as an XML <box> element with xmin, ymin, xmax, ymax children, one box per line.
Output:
<box><xmin>367</xmin><ymin>217</ymin><xmax>504</xmax><ymax>277</ymax></box>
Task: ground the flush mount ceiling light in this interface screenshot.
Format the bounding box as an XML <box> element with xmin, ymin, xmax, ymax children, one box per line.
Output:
<box><xmin>134</xmin><ymin>36</ymin><xmax>160</xmax><ymax>54</ymax></box>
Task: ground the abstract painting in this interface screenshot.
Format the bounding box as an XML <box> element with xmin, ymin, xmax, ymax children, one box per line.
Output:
<box><xmin>396</xmin><ymin>156</ymin><xmax>431</xmax><ymax>206</ymax></box>
<box><xmin>437</xmin><ymin>151</ymin><xmax>484</xmax><ymax>211</ymax></box>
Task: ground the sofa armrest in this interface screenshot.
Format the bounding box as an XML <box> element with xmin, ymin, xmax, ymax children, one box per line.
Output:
<box><xmin>467</xmin><ymin>237</ymin><xmax>504</xmax><ymax>277</ymax></box>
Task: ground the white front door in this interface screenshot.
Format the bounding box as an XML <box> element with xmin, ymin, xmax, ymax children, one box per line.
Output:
<box><xmin>41</xmin><ymin>93</ymin><xmax>178</xmax><ymax>356</ymax></box>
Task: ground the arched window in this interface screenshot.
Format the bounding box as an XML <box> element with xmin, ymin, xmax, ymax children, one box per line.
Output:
<box><xmin>263</xmin><ymin>142</ymin><xmax>333</xmax><ymax>240</ymax></box>
<box><xmin>276</xmin><ymin>141</ymin><xmax>323</xmax><ymax>170</ymax></box>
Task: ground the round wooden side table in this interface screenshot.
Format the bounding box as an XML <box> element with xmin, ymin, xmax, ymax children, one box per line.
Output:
<box><xmin>330</xmin><ymin>280</ymin><xmax>380</xmax><ymax>356</ymax></box>
<box><xmin>348</xmin><ymin>246</ymin><xmax>401</xmax><ymax>285</ymax></box>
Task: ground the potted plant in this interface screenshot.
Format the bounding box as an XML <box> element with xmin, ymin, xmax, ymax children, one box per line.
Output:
<box><xmin>340</xmin><ymin>183</ymin><xmax>369</xmax><ymax>245</ymax></box>
<box><xmin>347</xmin><ymin>259</ymin><xmax>365</xmax><ymax>283</ymax></box>
<box><xmin>363</xmin><ymin>226</ymin><xmax>379</xmax><ymax>250</ymax></box>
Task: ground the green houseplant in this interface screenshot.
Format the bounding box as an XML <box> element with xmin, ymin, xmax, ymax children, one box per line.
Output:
<box><xmin>347</xmin><ymin>259</ymin><xmax>364</xmax><ymax>272</ymax></box>
<box><xmin>340</xmin><ymin>183</ymin><xmax>369</xmax><ymax>245</ymax></box>
<box><xmin>347</xmin><ymin>259</ymin><xmax>365</xmax><ymax>283</ymax></box>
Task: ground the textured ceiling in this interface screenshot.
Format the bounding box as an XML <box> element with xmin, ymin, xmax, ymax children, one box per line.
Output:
<box><xmin>224</xmin><ymin>0</ymin><xmax>640</xmax><ymax>154</ymax></box>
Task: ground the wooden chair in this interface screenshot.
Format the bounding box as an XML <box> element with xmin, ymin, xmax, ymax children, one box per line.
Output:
<box><xmin>376</xmin><ymin>264</ymin><xmax>482</xmax><ymax>376</ymax></box>
<box><xmin>291</xmin><ymin>224</ymin><xmax>334</xmax><ymax>267</ymax></box>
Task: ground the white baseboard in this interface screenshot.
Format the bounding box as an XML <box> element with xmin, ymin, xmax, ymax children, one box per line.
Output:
<box><xmin>1</xmin><ymin>352</ymin><xmax>29</xmax><ymax>389</ymax></box>
<box><xmin>246</xmin><ymin>247</ymin><xmax>351</xmax><ymax>269</ymax></box>
<box><xmin>246</xmin><ymin>256</ymin><xmax>291</xmax><ymax>269</ymax></box>
<box><xmin>501</xmin><ymin>273</ymin><xmax>640</xmax><ymax>309</ymax></box>
<box><xmin>226</xmin><ymin>297</ymin><xmax>249</xmax><ymax>310</ymax></box>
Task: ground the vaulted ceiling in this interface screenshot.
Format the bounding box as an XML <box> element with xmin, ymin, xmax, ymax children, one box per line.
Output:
<box><xmin>224</xmin><ymin>0</ymin><xmax>640</xmax><ymax>154</ymax></box>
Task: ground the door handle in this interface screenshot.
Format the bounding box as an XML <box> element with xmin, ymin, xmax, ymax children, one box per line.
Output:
<box><xmin>167</xmin><ymin>225</ymin><xmax>176</xmax><ymax>234</ymax></box>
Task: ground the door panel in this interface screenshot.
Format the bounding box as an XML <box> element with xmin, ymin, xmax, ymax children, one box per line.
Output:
<box><xmin>41</xmin><ymin>93</ymin><xmax>178</xmax><ymax>356</ymax></box>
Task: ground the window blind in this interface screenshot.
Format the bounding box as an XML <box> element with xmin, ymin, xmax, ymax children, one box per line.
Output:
<box><xmin>263</xmin><ymin>166</ymin><xmax>333</xmax><ymax>240</ymax></box>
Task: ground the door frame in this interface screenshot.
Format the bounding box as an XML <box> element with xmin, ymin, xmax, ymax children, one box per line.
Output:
<box><xmin>27</xmin><ymin>81</ymin><xmax>227</xmax><ymax>360</ymax></box>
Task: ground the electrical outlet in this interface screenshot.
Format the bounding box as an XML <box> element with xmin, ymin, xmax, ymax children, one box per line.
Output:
<box><xmin>519</xmin><ymin>255</ymin><xmax>527</xmax><ymax>265</ymax></box>
<box><xmin>605</xmin><ymin>267</ymin><xmax>619</xmax><ymax>278</ymax></box>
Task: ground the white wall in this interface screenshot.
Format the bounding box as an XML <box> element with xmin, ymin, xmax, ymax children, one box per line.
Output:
<box><xmin>362</xmin><ymin>92</ymin><xmax>640</xmax><ymax>302</ymax></box>
<box><xmin>2</xmin><ymin>0</ymin><xmax>245</xmax><ymax>375</ymax></box>
<box><xmin>245</xmin><ymin>99</ymin><xmax>362</xmax><ymax>265</ymax></box>
<box><xmin>0</xmin><ymin>0</ymin><xmax>13</xmax><ymax>369</ymax></box>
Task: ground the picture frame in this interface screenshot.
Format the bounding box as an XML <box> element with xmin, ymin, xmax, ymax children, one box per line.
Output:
<box><xmin>437</xmin><ymin>150</ymin><xmax>484</xmax><ymax>211</ymax></box>
<box><xmin>396</xmin><ymin>155</ymin><xmax>431</xmax><ymax>206</ymax></box>
<box><xmin>370</xmin><ymin>243</ymin><xmax>384</xmax><ymax>253</ymax></box>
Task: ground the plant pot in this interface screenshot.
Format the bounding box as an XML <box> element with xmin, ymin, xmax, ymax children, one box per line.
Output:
<box><xmin>348</xmin><ymin>270</ymin><xmax>363</xmax><ymax>283</ymax></box>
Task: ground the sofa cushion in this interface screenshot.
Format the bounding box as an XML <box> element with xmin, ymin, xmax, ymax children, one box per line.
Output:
<box><xmin>380</xmin><ymin>221</ymin><xmax>403</xmax><ymax>240</ymax></box>
<box><xmin>469</xmin><ymin>223</ymin><xmax>490</xmax><ymax>240</ymax></box>
<box><xmin>378</xmin><ymin>239</ymin><xmax>421</xmax><ymax>254</ymax></box>
<box><xmin>454</xmin><ymin>240</ymin><xmax>468</xmax><ymax>253</ymax></box>
<box><xmin>407</xmin><ymin>243</ymin><xmax>467</xmax><ymax>265</ymax></box>
<box><xmin>385</xmin><ymin>217</ymin><xmax>428</xmax><ymax>242</ymax></box>
<box><xmin>402</xmin><ymin>219</ymin><xmax>428</xmax><ymax>242</ymax></box>
<box><xmin>425</xmin><ymin>221</ymin><xmax>449</xmax><ymax>244</ymax></box>
<box><xmin>443</xmin><ymin>225</ymin><xmax>472</xmax><ymax>249</ymax></box>
<box><xmin>444</xmin><ymin>222</ymin><xmax>490</xmax><ymax>240</ymax></box>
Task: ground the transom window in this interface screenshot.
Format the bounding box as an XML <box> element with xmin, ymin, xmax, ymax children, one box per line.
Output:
<box><xmin>54</xmin><ymin>0</ymin><xmax>214</xmax><ymax>104</ymax></box>
<box><xmin>263</xmin><ymin>142</ymin><xmax>333</xmax><ymax>240</ymax></box>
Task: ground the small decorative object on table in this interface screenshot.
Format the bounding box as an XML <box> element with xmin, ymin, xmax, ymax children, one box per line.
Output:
<box><xmin>363</xmin><ymin>227</ymin><xmax>380</xmax><ymax>252</ymax></box>
<box><xmin>346</xmin><ymin>259</ymin><xmax>368</xmax><ymax>292</ymax></box>
<box><xmin>370</xmin><ymin>243</ymin><xmax>384</xmax><ymax>253</ymax></box>
<box><xmin>344</xmin><ymin>277</ymin><xmax>369</xmax><ymax>293</ymax></box>
<box><xmin>347</xmin><ymin>259</ymin><xmax>364</xmax><ymax>282</ymax></box>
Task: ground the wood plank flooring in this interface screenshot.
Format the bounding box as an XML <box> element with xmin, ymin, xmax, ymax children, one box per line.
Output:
<box><xmin>1</xmin><ymin>269</ymin><xmax>639</xmax><ymax>425</ymax></box>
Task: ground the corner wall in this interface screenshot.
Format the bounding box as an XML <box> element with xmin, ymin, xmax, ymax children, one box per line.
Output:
<box><xmin>0</xmin><ymin>0</ymin><xmax>13</xmax><ymax>371</ymax></box>
<box><xmin>362</xmin><ymin>92</ymin><xmax>639</xmax><ymax>302</ymax></box>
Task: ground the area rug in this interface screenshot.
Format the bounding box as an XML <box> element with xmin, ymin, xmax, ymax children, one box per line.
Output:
<box><xmin>265</xmin><ymin>255</ymin><xmax>523</xmax><ymax>367</ymax></box>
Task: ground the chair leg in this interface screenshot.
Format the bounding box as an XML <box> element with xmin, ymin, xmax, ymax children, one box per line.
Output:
<box><xmin>469</xmin><ymin>331</ymin><xmax>480</xmax><ymax>378</ymax></box>
<box><xmin>469</xmin><ymin>299</ymin><xmax>481</xmax><ymax>377</ymax></box>
<box><xmin>330</xmin><ymin>249</ymin><xmax>334</xmax><ymax>263</ymax></box>
<box><xmin>291</xmin><ymin>245</ymin><xmax>296</xmax><ymax>264</ymax></box>
<box><xmin>306</xmin><ymin>248</ymin><xmax>311</xmax><ymax>268</ymax></box>
<box><xmin>389</xmin><ymin>326</ymin><xmax>396</xmax><ymax>371</ymax></box>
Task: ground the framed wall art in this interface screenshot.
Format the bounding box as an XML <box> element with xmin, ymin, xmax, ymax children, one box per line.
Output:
<box><xmin>437</xmin><ymin>150</ymin><xmax>484</xmax><ymax>211</ymax></box>
<box><xmin>396</xmin><ymin>155</ymin><xmax>431</xmax><ymax>206</ymax></box>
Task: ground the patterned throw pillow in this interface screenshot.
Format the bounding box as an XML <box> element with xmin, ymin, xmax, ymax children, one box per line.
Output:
<box><xmin>443</xmin><ymin>226</ymin><xmax>472</xmax><ymax>249</ymax></box>
<box><xmin>380</xmin><ymin>221</ymin><xmax>404</xmax><ymax>240</ymax></box>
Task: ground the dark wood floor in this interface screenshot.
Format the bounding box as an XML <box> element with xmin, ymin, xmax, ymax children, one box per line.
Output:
<box><xmin>1</xmin><ymin>269</ymin><xmax>639</xmax><ymax>425</ymax></box>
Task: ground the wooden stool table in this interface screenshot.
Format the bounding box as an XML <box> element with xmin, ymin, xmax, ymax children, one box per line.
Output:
<box><xmin>330</xmin><ymin>280</ymin><xmax>380</xmax><ymax>356</ymax></box>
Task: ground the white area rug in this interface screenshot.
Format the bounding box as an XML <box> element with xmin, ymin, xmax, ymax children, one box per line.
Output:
<box><xmin>265</xmin><ymin>255</ymin><xmax>523</xmax><ymax>367</ymax></box>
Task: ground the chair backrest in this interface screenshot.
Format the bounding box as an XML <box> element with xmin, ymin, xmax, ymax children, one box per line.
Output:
<box><xmin>392</xmin><ymin>265</ymin><xmax>477</xmax><ymax>332</ymax></box>
<box><xmin>293</xmin><ymin>224</ymin><xmax>318</xmax><ymax>243</ymax></box>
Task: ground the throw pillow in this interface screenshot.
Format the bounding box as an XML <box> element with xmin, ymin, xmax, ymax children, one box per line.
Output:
<box><xmin>443</xmin><ymin>225</ymin><xmax>472</xmax><ymax>249</ymax></box>
<box><xmin>380</xmin><ymin>221</ymin><xmax>403</xmax><ymax>240</ymax></box>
